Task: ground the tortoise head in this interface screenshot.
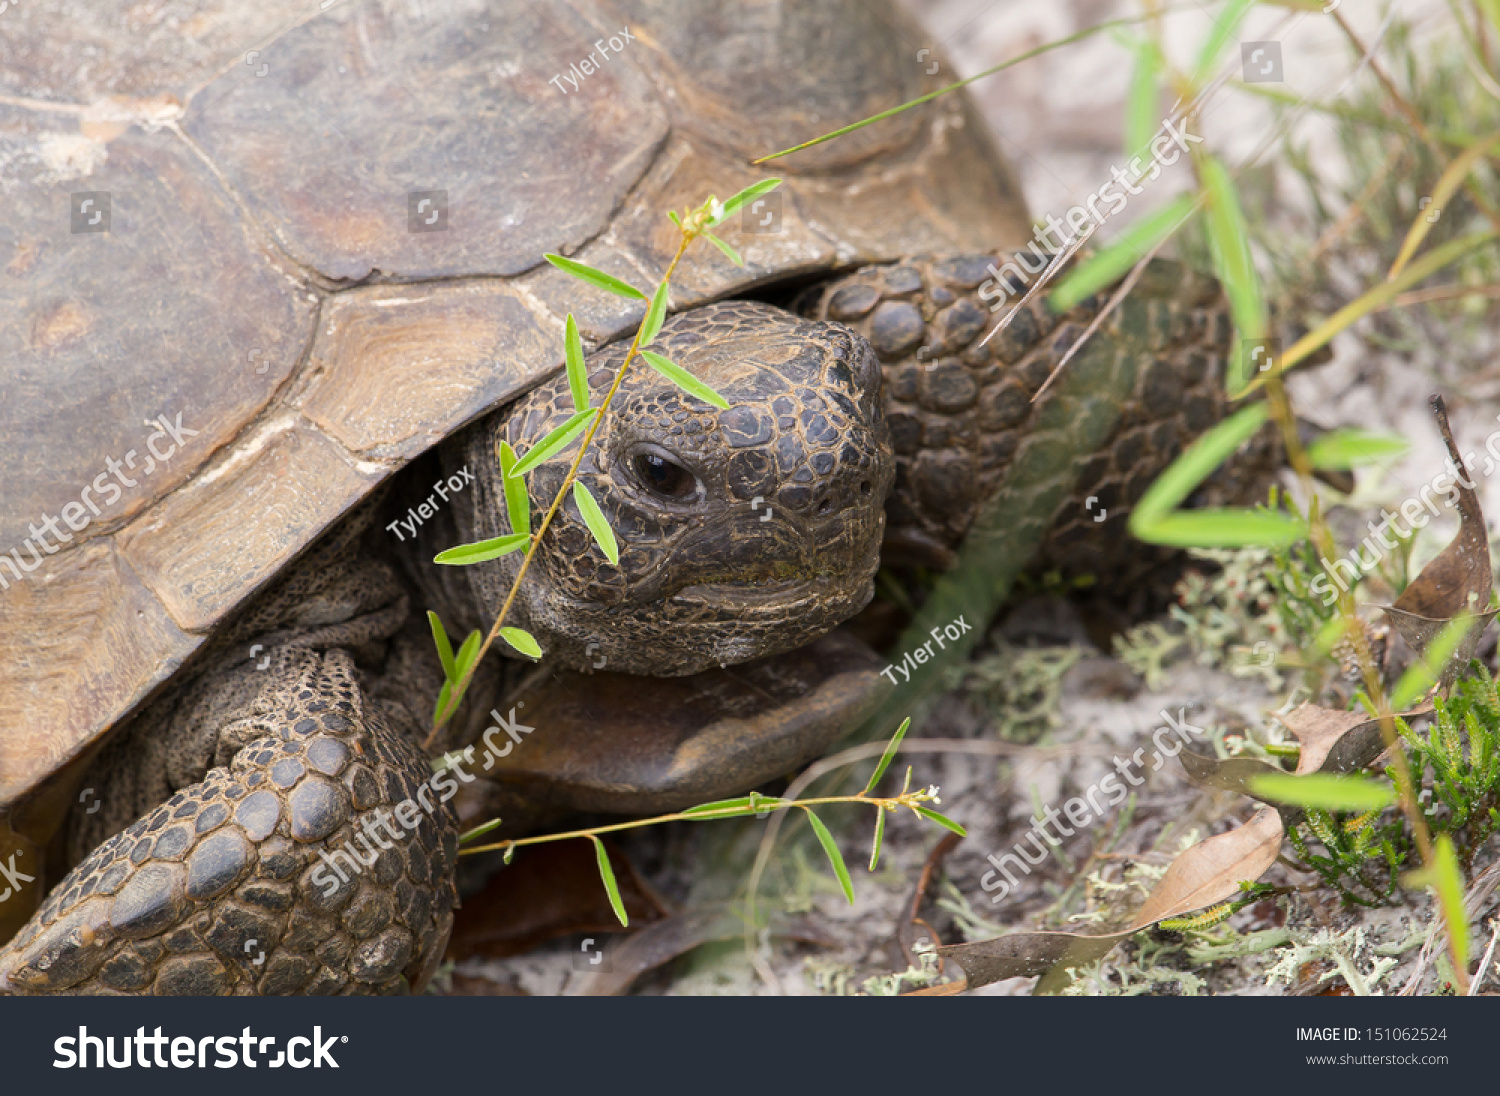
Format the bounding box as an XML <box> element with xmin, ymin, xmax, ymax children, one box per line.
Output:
<box><xmin>457</xmin><ymin>301</ymin><xmax>894</xmax><ymax>676</ymax></box>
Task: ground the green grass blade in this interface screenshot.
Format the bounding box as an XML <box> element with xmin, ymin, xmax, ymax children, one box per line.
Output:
<box><xmin>1124</xmin><ymin>36</ymin><xmax>1163</xmax><ymax>161</ymax></box>
<box><xmin>1255</xmin><ymin>231</ymin><xmax>1498</xmax><ymax>389</ymax></box>
<box><xmin>805</xmin><ymin>809</ymin><xmax>855</xmax><ymax>905</ymax></box>
<box><xmin>1048</xmin><ymin>193</ymin><xmax>1198</xmax><ymax>312</ymax></box>
<box><xmin>1304</xmin><ymin>428</ymin><xmax>1410</xmax><ymax>471</ymax></box>
<box><xmin>1191</xmin><ymin>0</ymin><xmax>1255</xmax><ymax>88</ymax></box>
<box><xmin>753</xmin><ymin>11</ymin><xmax>1187</xmax><ymax>163</ymax></box>
<box><xmin>863</xmin><ymin>717</ymin><xmax>912</xmax><ymax>795</ymax></box>
<box><xmin>1200</xmin><ymin>154</ymin><xmax>1268</xmax><ymax>395</ymax></box>
<box><xmin>591</xmin><ymin>836</ymin><xmax>629</xmax><ymax>928</ymax></box>
<box><xmin>640</xmin><ymin>350</ymin><xmax>730</xmax><ymax>409</ymax></box>
<box><xmin>427</xmin><ymin>610</ymin><xmax>455</xmax><ymax>681</ymax></box>
<box><xmin>544</xmin><ymin>253</ymin><xmax>646</xmax><ymax>299</ymax></box>
<box><xmin>869</xmin><ymin>807</ymin><xmax>886</xmax><ymax>871</ymax></box>
<box><xmin>564</xmin><ymin>313</ymin><xmax>590</xmax><ymax>413</ymax></box>
<box><xmin>573</xmin><ymin>481</ymin><xmax>619</xmax><ymax>565</ymax></box>
<box><xmin>1130</xmin><ymin>402</ymin><xmax>1270</xmax><ymax>527</ymax></box>
<box><xmin>434</xmin><ymin>533</ymin><xmax>530</xmax><ymax>565</ymax></box>
<box><xmin>509</xmin><ymin>409</ymin><xmax>597</xmax><ymax>478</ymax></box>
<box><xmin>640</xmin><ymin>280</ymin><xmax>670</xmax><ymax>347</ymax></box>
<box><xmin>1247</xmin><ymin>772</ymin><xmax>1396</xmax><ymax>812</ymax></box>
<box><xmin>1133</xmin><ymin>509</ymin><xmax>1307</xmax><ymax>548</ymax></box>
<box><xmin>912</xmin><ymin>805</ymin><xmax>968</xmax><ymax>837</ymax></box>
<box><xmin>1388</xmin><ymin>132</ymin><xmax>1500</xmax><ymax>281</ymax></box>
<box><xmin>1404</xmin><ymin>834</ymin><xmax>1469</xmax><ymax>975</ymax></box>
<box><xmin>710</xmin><ymin>178</ymin><xmax>782</xmax><ymax>225</ymax></box>
<box><xmin>500</xmin><ymin>626</ymin><xmax>543</xmax><ymax>660</ymax></box>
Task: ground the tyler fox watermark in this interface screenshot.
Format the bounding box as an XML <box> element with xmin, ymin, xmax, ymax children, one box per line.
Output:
<box><xmin>979</xmin><ymin>707</ymin><xmax>1205</xmax><ymax>903</ymax></box>
<box><xmin>549</xmin><ymin>26</ymin><xmax>634</xmax><ymax>94</ymax></box>
<box><xmin>880</xmin><ymin>615</ymin><xmax>973</xmax><ymax>685</ymax></box>
<box><xmin>385</xmin><ymin>465</ymin><xmax>474</xmax><ymax>542</ymax></box>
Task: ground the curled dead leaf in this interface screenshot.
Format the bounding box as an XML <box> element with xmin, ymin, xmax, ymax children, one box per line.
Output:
<box><xmin>936</xmin><ymin>810</ymin><xmax>1285</xmax><ymax>994</ymax></box>
<box><xmin>1380</xmin><ymin>396</ymin><xmax>1495</xmax><ymax>687</ymax></box>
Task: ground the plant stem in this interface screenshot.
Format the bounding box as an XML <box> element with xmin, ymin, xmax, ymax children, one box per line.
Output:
<box><xmin>423</xmin><ymin>232</ymin><xmax>696</xmax><ymax>748</ymax></box>
<box><xmin>459</xmin><ymin>789</ymin><xmax>928</xmax><ymax>858</ymax></box>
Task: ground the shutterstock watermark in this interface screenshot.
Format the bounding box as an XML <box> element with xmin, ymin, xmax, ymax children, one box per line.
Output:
<box><xmin>0</xmin><ymin>412</ymin><xmax>196</xmax><ymax>591</ymax></box>
<box><xmin>1308</xmin><ymin>414</ymin><xmax>1500</xmax><ymax>606</ymax></box>
<box><xmin>310</xmin><ymin>706</ymin><xmax>533</xmax><ymax>896</ymax></box>
<box><xmin>976</xmin><ymin>107</ymin><xmax>1204</xmax><ymax>313</ymax></box>
<box><xmin>978</xmin><ymin>707</ymin><xmax>1205</xmax><ymax>903</ymax></box>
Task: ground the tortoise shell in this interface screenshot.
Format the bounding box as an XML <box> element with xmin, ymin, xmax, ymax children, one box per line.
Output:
<box><xmin>0</xmin><ymin>0</ymin><xmax>1029</xmax><ymax>814</ymax></box>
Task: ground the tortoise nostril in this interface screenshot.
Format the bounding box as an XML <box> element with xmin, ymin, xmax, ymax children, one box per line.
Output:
<box><xmin>859</xmin><ymin>480</ymin><xmax>872</xmax><ymax>496</ymax></box>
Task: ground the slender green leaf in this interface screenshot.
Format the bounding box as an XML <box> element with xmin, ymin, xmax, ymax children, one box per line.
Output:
<box><xmin>869</xmin><ymin>807</ymin><xmax>887</xmax><ymax>872</ymax></box>
<box><xmin>498</xmin><ymin>440</ymin><xmax>530</xmax><ymax>537</ymax></box>
<box><xmin>1391</xmin><ymin>615</ymin><xmax>1476</xmax><ymax>709</ymax></box>
<box><xmin>573</xmin><ymin>481</ymin><xmax>619</xmax><ymax>565</ymax></box>
<box><xmin>667</xmin><ymin>209</ymin><xmax>682</xmax><ymax>227</ymax></box>
<box><xmin>640</xmin><ymin>280</ymin><xmax>670</xmax><ymax>347</ymax></box>
<box><xmin>863</xmin><ymin>717</ymin><xmax>912</xmax><ymax>796</ymax></box>
<box><xmin>1247</xmin><ymin>772</ymin><xmax>1396</xmax><ymax>812</ymax></box>
<box><xmin>459</xmin><ymin>818</ymin><xmax>502</xmax><ymax>844</ymax></box>
<box><xmin>1130</xmin><ymin>402</ymin><xmax>1270</xmax><ymax>529</ymax></box>
<box><xmin>1048</xmin><ymin>193</ymin><xmax>1198</xmax><ymax>312</ymax></box>
<box><xmin>1256</xmin><ymin>231</ymin><xmax>1498</xmax><ymax>389</ymax></box>
<box><xmin>753</xmin><ymin>13</ymin><xmax>1179</xmax><ymax>163</ymax></box>
<box><xmin>805</xmin><ymin>809</ymin><xmax>855</xmax><ymax>905</ymax></box>
<box><xmin>427</xmin><ymin>610</ymin><xmax>455</xmax><ymax>681</ymax></box>
<box><xmin>544</xmin><ymin>253</ymin><xmax>646</xmax><ymax>299</ymax></box>
<box><xmin>1389</xmin><ymin>133</ymin><xmax>1500</xmax><ymax>281</ymax></box>
<box><xmin>1304</xmin><ymin>428</ymin><xmax>1410</xmax><ymax>471</ymax></box>
<box><xmin>453</xmin><ymin>630</ymin><xmax>481</xmax><ymax>679</ymax></box>
<box><xmin>509</xmin><ymin>409</ymin><xmax>597</xmax><ymax>478</ymax></box>
<box><xmin>434</xmin><ymin>533</ymin><xmax>530</xmax><ymax>566</ymax></box>
<box><xmin>1404</xmin><ymin>834</ymin><xmax>1469</xmax><ymax>975</ymax></box>
<box><xmin>1191</xmin><ymin>0</ymin><xmax>1255</xmax><ymax>88</ymax></box>
<box><xmin>1201</xmin><ymin>154</ymin><xmax>1268</xmax><ymax>395</ymax></box>
<box><xmin>1132</xmin><ymin>509</ymin><xmax>1307</xmax><ymax>548</ymax></box>
<box><xmin>640</xmin><ymin>350</ymin><xmax>729</xmax><ymax>409</ymax></box>
<box><xmin>1124</xmin><ymin>37</ymin><xmax>1163</xmax><ymax>161</ymax></box>
<box><xmin>702</xmin><ymin>231</ymin><xmax>744</xmax><ymax>266</ymax></box>
<box><xmin>708</xmin><ymin>178</ymin><xmax>781</xmax><ymax>226</ymax></box>
<box><xmin>564</xmin><ymin>313</ymin><xmax>590</xmax><ymax>414</ymax></box>
<box><xmin>913</xmin><ymin>805</ymin><xmax>968</xmax><ymax>837</ymax></box>
<box><xmin>591</xmin><ymin>836</ymin><xmax>629</xmax><ymax>927</ymax></box>
<box><xmin>502</xmin><ymin>846</ymin><xmax>515</xmax><ymax>865</ymax></box>
<box><xmin>432</xmin><ymin>679</ymin><xmax>453</xmax><ymax>727</ymax></box>
<box><xmin>682</xmin><ymin>796</ymin><xmax>757</xmax><ymax>816</ymax></box>
<box><xmin>500</xmin><ymin>626</ymin><xmax>543</xmax><ymax>660</ymax></box>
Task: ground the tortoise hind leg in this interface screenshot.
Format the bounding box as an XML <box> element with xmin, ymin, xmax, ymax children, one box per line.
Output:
<box><xmin>0</xmin><ymin>648</ymin><xmax>458</xmax><ymax>996</ymax></box>
<box><xmin>800</xmin><ymin>253</ymin><xmax>1277</xmax><ymax>589</ymax></box>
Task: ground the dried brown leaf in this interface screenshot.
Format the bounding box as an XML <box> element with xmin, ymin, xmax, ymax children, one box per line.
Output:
<box><xmin>1381</xmin><ymin>396</ymin><xmax>1495</xmax><ymax>684</ymax></box>
<box><xmin>937</xmin><ymin>809</ymin><xmax>1285</xmax><ymax>993</ymax></box>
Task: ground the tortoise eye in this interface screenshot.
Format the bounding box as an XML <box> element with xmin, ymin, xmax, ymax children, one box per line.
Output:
<box><xmin>633</xmin><ymin>452</ymin><xmax>697</xmax><ymax>500</ymax></box>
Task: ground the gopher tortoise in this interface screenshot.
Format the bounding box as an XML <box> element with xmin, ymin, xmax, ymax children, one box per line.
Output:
<box><xmin>0</xmin><ymin>0</ymin><xmax>1249</xmax><ymax>994</ymax></box>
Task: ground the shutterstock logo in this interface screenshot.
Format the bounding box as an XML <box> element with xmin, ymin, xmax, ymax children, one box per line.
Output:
<box><xmin>54</xmin><ymin>1027</ymin><xmax>344</xmax><ymax>1069</ymax></box>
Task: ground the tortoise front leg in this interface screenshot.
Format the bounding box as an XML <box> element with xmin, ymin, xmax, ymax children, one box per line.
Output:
<box><xmin>0</xmin><ymin>648</ymin><xmax>458</xmax><ymax>996</ymax></box>
<box><xmin>800</xmin><ymin>254</ymin><xmax>1271</xmax><ymax>586</ymax></box>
